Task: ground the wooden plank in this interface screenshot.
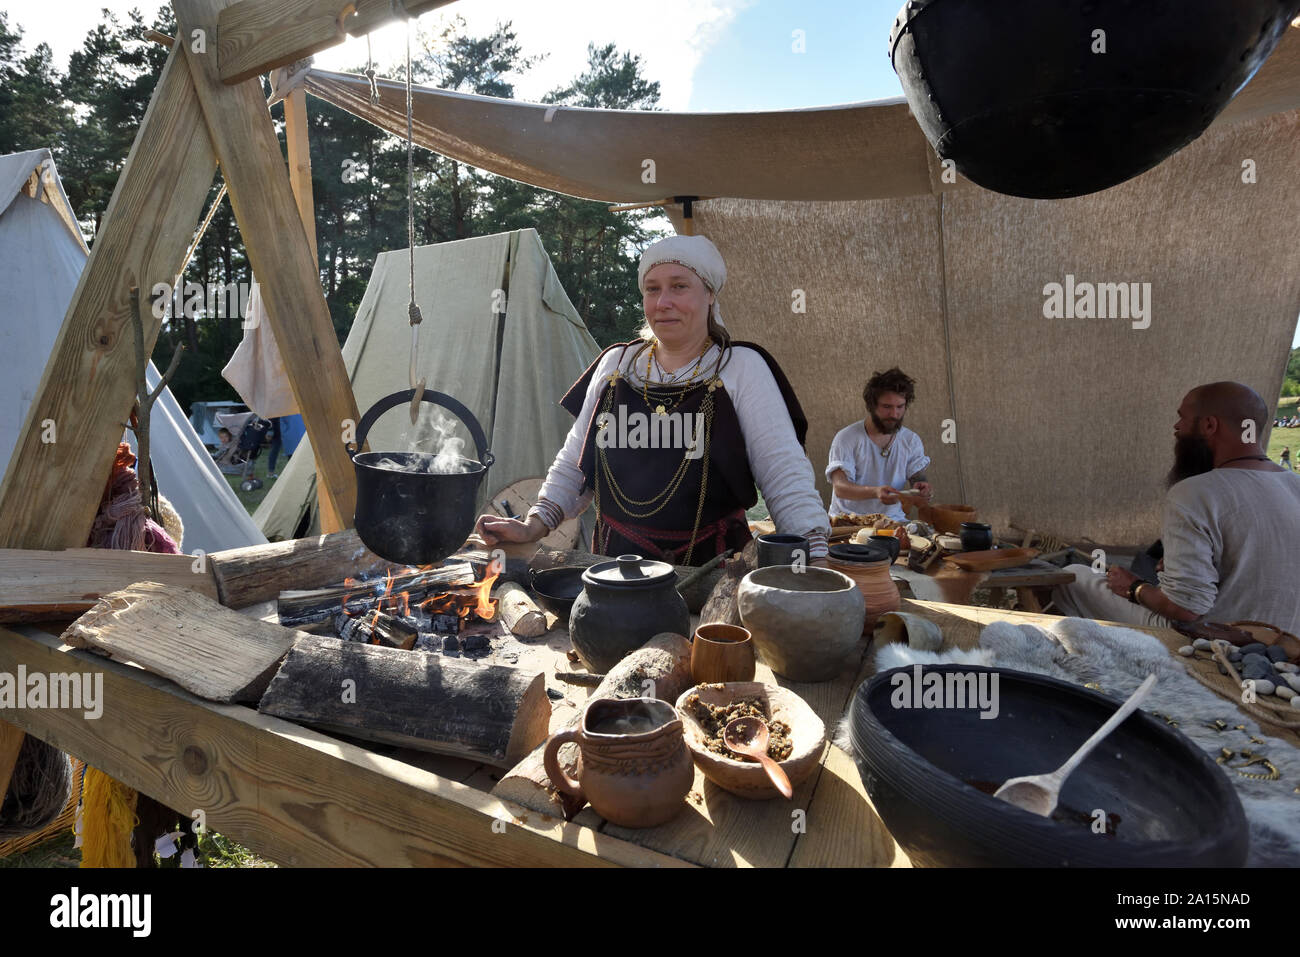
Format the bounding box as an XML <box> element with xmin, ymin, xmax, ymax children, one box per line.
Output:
<box><xmin>0</xmin><ymin>43</ymin><xmax>217</xmax><ymax>550</ymax></box>
<box><xmin>0</xmin><ymin>548</ymin><xmax>219</xmax><ymax>621</ymax></box>
<box><xmin>63</xmin><ymin>582</ymin><xmax>298</xmax><ymax>703</ymax></box>
<box><xmin>209</xmin><ymin>528</ymin><xmax>389</xmax><ymax>608</ymax></box>
<box><xmin>0</xmin><ymin>624</ymin><xmax>691</xmax><ymax>867</ymax></box>
<box><xmin>175</xmin><ymin>0</ymin><xmax>360</xmax><ymax>529</ymax></box>
<box><xmin>787</xmin><ymin>745</ymin><xmax>912</xmax><ymax>868</ymax></box>
<box><xmin>0</xmin><ymin>723</ymin><xmax>23</xmax><ymax>806</ymax></box>
<box><xmin>281</xmin><ymin>83</ymin><xmax>344</xmax><ymax>533</ymax></box>
<box><xmin>217</xmin><ymin>0</ymin><xmax>459</xmax><ymax>85</ymax></box>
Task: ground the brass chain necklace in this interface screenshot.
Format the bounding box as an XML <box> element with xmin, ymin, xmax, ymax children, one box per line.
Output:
<box><xmin>593</xmin><ymin>370</ymin><xmax>719</xmax><ymax>566</ymax></box>
<box><xmin>642</xmin><ymin>340</ymin><xmax>711</xmax><ymax>415</ymax></box>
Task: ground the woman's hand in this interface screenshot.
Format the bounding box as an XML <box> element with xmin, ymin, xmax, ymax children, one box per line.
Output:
<box><xmin>475</xmin><ymin>514</ymin><xmax>547</xmax><ymax>546</ymax></box>
<box><xmin>911</xmin><ymin>481</ymin><xmax>933</xmax><ymax>502</ymax></box>
<box><xmin>877</xmin><ymin>485</ymin><xmax>901</xmax><ymax>505</ymax></box>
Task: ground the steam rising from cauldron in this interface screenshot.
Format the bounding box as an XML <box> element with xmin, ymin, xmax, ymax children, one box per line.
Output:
<box><xmin>374</xmin><ymin>407</ymin><xmax>475</xmax><ymax>474</ymax></box>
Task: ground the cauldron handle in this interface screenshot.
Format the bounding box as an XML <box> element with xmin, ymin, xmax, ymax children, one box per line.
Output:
<box><xmin>348</xmin><ymin>389</ymin><xmax>495</xmax><ymax>468</ymax></box>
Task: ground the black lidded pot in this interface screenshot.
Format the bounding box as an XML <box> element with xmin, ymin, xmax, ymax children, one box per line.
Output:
<box><xmin>569</xmin><ymin>555</ymin><xmax>690</xmax><ymax>673</ymax></box>
<box><xmin>959</xmin><ymin>522</ymin><xmax>993</xmax><ymax>552</ymax></box>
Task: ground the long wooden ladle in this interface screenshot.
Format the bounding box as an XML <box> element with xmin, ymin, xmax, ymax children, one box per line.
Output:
<box><xmin>994</xmin><ymin>673</ymin><xmax>1157</xmax><ymax>816</ymax></box>
<box><xmin>723</xmin><ymin>715</ymin><xmax>793</xmax><ymax>799</ymax></box>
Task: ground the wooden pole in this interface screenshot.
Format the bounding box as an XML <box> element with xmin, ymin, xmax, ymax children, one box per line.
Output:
<box><xmin>281</xmin><ymin>85</ymin><xmax>345</xmax><ymax>532</ymax></box>
<box><xmin>174</xmin><ymin>0</ymin><xmax>360</xmax><ymax>528</ymax></box>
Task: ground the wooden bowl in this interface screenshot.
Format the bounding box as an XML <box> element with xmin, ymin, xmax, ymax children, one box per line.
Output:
<box><xmin>945</xmin><ymin>547</ymin><xmax>1039</xmax><ymax>572</ymax></box>
<box><xmin>919</xmin><ymin>503</ymin><xmax>978</xmax><ymax>535</ymax></box>
<box><xmin>675</xmin><ymin>682</ymin><xmax>826</xmax><ymax>800</ymax></box>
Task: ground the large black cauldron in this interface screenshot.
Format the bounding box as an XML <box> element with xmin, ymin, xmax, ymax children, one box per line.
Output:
<box><xmin>348</xmin><ymin>389</ymin><xmax>494</xmax><ymax>566</ymax></box>
<box><xmin>890</xmin><ymin>0</ymin><xmax>1300</xmax><ymax>198</ymax></box>
<box><xmin>850</xmin><ymin>665</ymin><xmax>1249</xmax><ymax>867</ymax></box>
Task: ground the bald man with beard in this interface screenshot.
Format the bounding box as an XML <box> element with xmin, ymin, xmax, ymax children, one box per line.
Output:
<box><xmin>1053</xmin><ymin>382</ymin><xmax>1300</xmax><ymax>633</ymax></box>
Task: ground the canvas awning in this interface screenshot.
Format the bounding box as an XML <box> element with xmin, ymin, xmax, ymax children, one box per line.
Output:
<box><xmin>288</xmin><ymin>26</ymin><xmax>1300</xmax><ymax>205</ymax></box>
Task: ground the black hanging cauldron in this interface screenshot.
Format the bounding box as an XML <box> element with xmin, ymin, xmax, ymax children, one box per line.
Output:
<box><xmin>890</xmin><ymin>0</ymin><xmax>1300</xmax><ymax>198</ymax></box>
<box><xmin>348</xmin><ymin>389</ymin><xmax>494</xmax><ymax>566</ymax></box>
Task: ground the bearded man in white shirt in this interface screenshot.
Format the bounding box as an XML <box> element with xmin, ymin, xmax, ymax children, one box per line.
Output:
<box><xmin>826</xmin><ymin>367</ymin><xmax>933</xmax><ymax>522</ymax></box>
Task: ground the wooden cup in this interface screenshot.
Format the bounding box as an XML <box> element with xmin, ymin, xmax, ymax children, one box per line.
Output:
<box><xmin>691</xmin><ymin>623</ymin><xmax>756</xmax><ymax>683</ymax></box>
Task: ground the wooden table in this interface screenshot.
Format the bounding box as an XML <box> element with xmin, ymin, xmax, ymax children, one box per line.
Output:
<box><xmin>3</xmin><ymin>598</ymin><xmax>1246</xmax><ymax>867</ymax></box>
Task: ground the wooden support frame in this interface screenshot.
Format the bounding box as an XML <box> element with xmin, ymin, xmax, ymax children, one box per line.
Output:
<box><xmin>0</xmin><ymin>0</ymin><xmax>369</xmax><ymax>805</ymax></box>
<box><xmin>217</xmin><ymin>0</ymin><xmax>460</xmax><ymax>85</ymax></box>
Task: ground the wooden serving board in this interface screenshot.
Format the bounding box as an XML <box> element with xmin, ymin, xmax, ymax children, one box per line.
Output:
<box><xmin>62</xmin><ymin>581</ymin><xmax>299</xmax><ymax>702</ymax></box>
<box><xmin>944</xmin><ymin>547</ymin><xmax>1040</xmax><ymax>572</ymax></box>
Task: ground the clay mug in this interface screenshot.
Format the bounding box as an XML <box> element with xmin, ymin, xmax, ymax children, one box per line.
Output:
<box><xmin>542</xmin><ymin>697</ymin><xmax>693</xmax><ymax>828</ymax></box>
<box><xmin>756</xmin><ymin>533</ymin><xmax>810</xmax><ymax>568</ymax></box>
<box><xmin>691</xmin><ymin>623</ymin><xmax>757</xmax><ymax>683</ymax></box>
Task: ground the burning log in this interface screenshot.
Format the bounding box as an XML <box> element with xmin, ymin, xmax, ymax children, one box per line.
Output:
<box><xmin>342</xmin><ymin>611</ymin><xmax>418</xmax><ymax>650</ymax></box>
<box><xmin>491</xmin><ymin>632</ymin><xmax>693</xmax><ymax>820</ymax></box>
<box><xmin>258</xmin><ymin>634</ymin><xmax>551</xmax><ymax>768</ymax></box>
<box><xmin>276</xmin><ymin>562</ymin><xmax>475</xmax><ymax>628</ymax></box>
<box><xmin>493</xmin><ymin>581</ymin><xmax>547</xmax><ymax>638</ymax></box>
<box><xmin>209</xmin><ymin>529</ymin><xmax>390</xmax><ymax>609</ymax></box>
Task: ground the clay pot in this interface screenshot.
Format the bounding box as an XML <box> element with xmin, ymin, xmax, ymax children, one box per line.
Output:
<box><xmin>676</xmin><ymin>682</ymin><xmax>826</xmax><ymax>800</ymax></box>
<box><xmin>542</xmin><ymin>697</ymin><xmax>693</xmax><ymax>828</ymax></box>
<box><xmin>755</xmin><ymin>533</ymin><xmax>810</xmax><ymax>568</ymax></box>
<box><xmin>570</xmin><ymin>555</ymin><xmax>690</xmax><ymax>673</ymax></box>
<box><xmin>737</xmin><ymin>565</ymin><xmax>865</xmax><ymax>682</ymax></box>
<box><xmin>827</xmin><ymin>542</ymin><xmax>902</xmax><ymax>633</ymax></box>
<box><xmin>691</xmin><ymin>623</ymin><xmax>756</xmax><ymax>684</ymax></box>
<box><xmin>919</xmin><ymin>503</ymin><xmax>978</xmax><ymax>535</ymax></box>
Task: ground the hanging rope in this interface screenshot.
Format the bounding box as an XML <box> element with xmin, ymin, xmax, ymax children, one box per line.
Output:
<box><xmin>365</xmin><ymin>33</ymin><xmax>379</xmax><ymax>106</ymax></box>
<box><xmin>403</xmin><ymin>17</ymin><xmax>426</xmax><ymax>423</ymax></box>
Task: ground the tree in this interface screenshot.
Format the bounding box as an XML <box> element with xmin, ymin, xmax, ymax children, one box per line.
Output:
<box><xmin>0</xmin><ymin>11</ymin><xmax>73</xmax><ymax>158</ymax></box>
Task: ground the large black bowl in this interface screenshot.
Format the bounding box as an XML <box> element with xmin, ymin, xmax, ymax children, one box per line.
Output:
<box><xmin>890</xmin><ymin>0</ymin><xmax>1300</xmax><ymax>198</ymax></box>
<box><xmin>850</xmin><ymin>665</ymin><xmax>1249</xmax><ymax>867</ymax></box>
<box><xmin>528</xmin><ymin>566</ymin><xmax>586</xmax><ymax>622</ymax></box>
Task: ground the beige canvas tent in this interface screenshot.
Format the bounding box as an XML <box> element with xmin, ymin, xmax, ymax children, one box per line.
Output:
<box><xmin>253</xmin><ymin>227</ymin><xmax>600</xmax><ymax>540</ymax></box>
<box><xmin>277</xmin><ymin>26</ymin><xmax>1300</xmax><ymax>542</ymax></box>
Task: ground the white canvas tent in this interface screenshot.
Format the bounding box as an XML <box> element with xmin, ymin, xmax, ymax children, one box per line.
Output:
<box><xmin>0</xmin><ymin>149</ymin><xmax>267</xmax><ymax>554</ymax></box>
<box><xmin>253</xmin><ymin>227</ymin><xmax>600</xmax><ymax>540</ymax></box>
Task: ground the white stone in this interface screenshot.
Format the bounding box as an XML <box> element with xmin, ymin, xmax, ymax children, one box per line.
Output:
<box><xmin>1192</xmin><ymin>638</ymin><xmax>1213</xmax><ymax>650</ymax></box>
<box><xmin>1275</xmin><ymin>661</ymin><xmax>1299</xmax><ymax>674</ymax></box>
<box><xmin>1292</xmin><ymin>695</ymin><xmax>1300</xmax><ymax>710</ymax></box>
<box><xmin>1252</xmin><ymin>680</ymin><xmax>1276</xmax><ymax>697</ymax></box>
<box><xmin>1177</xmin><ymin>645</ymin><xmax>1195</xmax><ymax>657</ymax></box>
<box><xmin>1284</xmin><ymin>673</ymin><xmax>1300</xmax><ymax>692</ymax></box>
<box><xmin>1276</xmin><ymin>685</ymin><xmax>1296</xmax><ymax>700</ymax></box>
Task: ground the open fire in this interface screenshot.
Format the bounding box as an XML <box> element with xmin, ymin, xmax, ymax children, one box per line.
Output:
<box><xmin>278</xmin><ymin>559</ymin><xmax>506</xmax><ymax>659</ymax></box>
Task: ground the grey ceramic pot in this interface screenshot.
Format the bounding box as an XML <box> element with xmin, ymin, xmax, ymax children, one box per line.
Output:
<box><xmin>737</xmin><ymin>565</ymin><xmax>866</xmax><ymax>682</ymax></box>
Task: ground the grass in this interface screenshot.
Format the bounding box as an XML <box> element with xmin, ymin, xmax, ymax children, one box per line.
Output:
<box><xmin>0</xmin><ymin>823</ymin><xmax>277</xmax><ymax>869</ymax></box>
<box><xmin>221</xmin><ymin>451</ymin><xmax>293</xmax><ymax>514</ymax></box>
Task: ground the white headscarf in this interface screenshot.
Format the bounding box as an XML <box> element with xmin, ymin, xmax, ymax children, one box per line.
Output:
<box><xmin>638</xmin><ymin>235</ymin><xmax>727</xmax><ymax>327</ymax></box>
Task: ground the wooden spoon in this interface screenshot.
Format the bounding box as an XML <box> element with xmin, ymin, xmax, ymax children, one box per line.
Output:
<box><xmin>723</xmin><ymin>715</ymin><xmax>793</xmax><ymax>799</ymax></box>
<box><xmin>993</xmin><ymin>673</ymin><xmax>1157</xmax><ymax>817</ymax></box>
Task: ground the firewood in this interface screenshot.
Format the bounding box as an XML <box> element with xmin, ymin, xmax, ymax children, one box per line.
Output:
<box><xmin>493</xmin><ymin>581</ymin><xmax>547</xmax><ymax>638</ymax></box>
<box><xmin>208</xmin><ymin>529</ymin><xmax>391</xmax><ymax>609</ymax></box>
<box><xmin>368</xmin><ymin>612</ymin><xmax>417</xmax><ymax>650</ymax></box>
<box><xmin>258</xmin><ymin>634</ymin><xmax>550</xmax><ymax>768</ymax></box>
<box><xmin>699</xmin><ymin>538</ymin><xmax>759</xmax><ymax>626</ymax></box>
<box><xmin>276</xmin><ymin>562</ymin><xmax>474</xmax><ymax>627</ymax></box>
<box><xmin>491</xmin><ymin>632</ymin><xmax>692</xmax><ymax>820</ymax></box>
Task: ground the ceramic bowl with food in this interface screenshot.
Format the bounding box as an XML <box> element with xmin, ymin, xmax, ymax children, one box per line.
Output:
<box><xmin>676</xmin><ymin>682</ymin><xmax>826</xmax><ymax>799</ymax></box>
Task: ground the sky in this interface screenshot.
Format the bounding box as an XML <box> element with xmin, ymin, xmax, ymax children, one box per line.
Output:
<box><xmin>10</xmin><ymin>0</ymin><xmax>908</xmax><ymax>109</ymax></box>
<box><xmin>10</xmin><ymin>1</ymin><xmax>1299</xmax><ymax>346</ymax></box>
